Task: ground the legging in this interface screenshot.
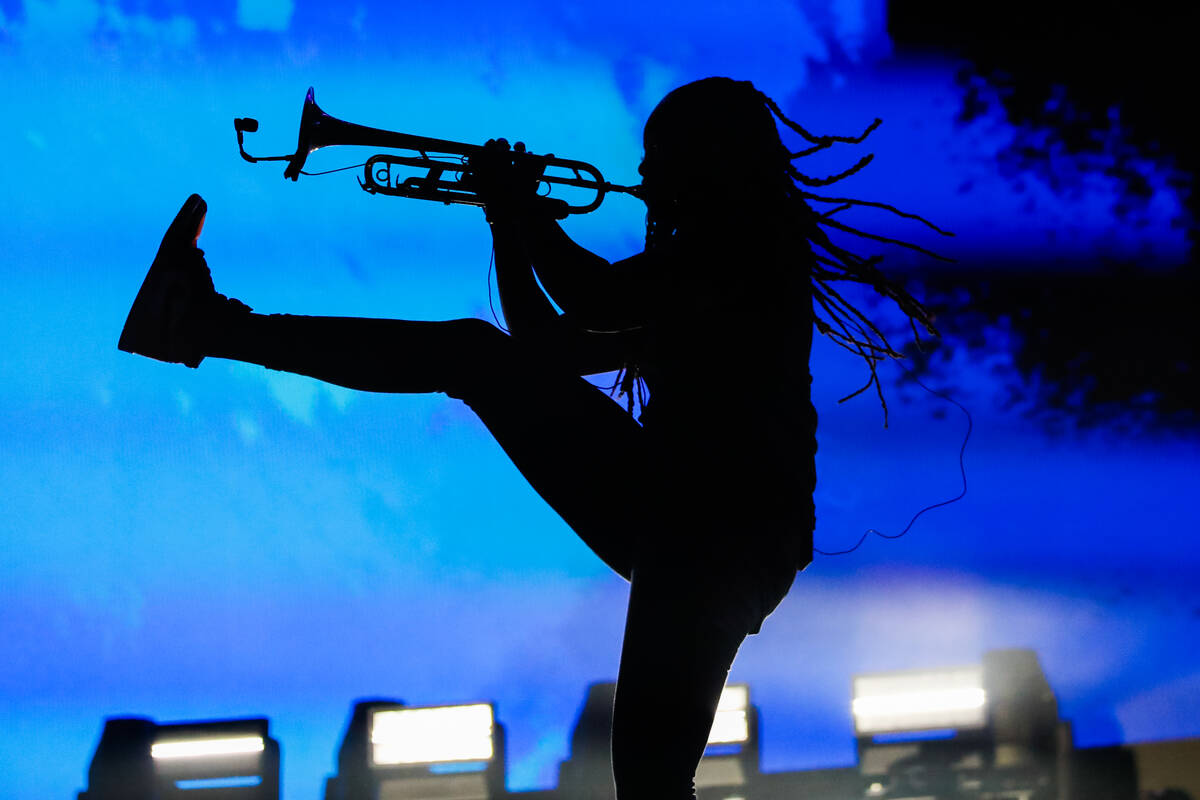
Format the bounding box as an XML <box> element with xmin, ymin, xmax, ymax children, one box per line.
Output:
<box><xmin>208</xmin><ymin>312</ymin><xmax>798</xmax><ymax>800</ymax></box>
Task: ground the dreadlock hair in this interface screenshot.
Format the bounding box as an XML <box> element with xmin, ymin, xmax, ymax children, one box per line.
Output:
<box><xmin>624</xmin><ymin>77</ymin><xmax>952</xmax><ymax>426</ymax></box>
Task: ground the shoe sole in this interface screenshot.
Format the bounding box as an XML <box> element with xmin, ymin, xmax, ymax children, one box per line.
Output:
<box><xmin>118</xmin><ymin>194</ymin><xmax>207</xmax><ymax>365</ymax></box>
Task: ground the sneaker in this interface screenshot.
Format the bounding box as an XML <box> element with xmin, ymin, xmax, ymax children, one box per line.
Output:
<box><xmin>118</xmin><ymin>194</ymin><xmax>249</xmax><ymax>368</ymax></box>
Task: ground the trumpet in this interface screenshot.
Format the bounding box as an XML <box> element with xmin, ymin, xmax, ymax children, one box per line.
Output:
<box><xmin>234</xmin><ymin>87</ymin><xmax>642</xmax><ymax>215</ymax></box>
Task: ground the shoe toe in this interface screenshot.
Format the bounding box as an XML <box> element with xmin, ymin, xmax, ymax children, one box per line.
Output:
<box><xmin>164</xmin><ymin>194</ymin><xmax>207</xmax><ymax>249</ymax></box>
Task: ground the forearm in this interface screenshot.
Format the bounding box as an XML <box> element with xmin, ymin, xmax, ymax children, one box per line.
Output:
<box><xmin>522</xmin><ymin>216</ymin><xmax>613</xmax><ymax>315</ymax></box>
<box><xmin>485</xmin><ymin>217</ymin><xmax>636</xmax><ymax>372</ymax></box>
<box><xmin>469</xmin><ymin>138</ymin><xmax>619</xmax><ymax>326</ymax></box>
<box><xmin>489</xmin><ymin>218</ymin><xmax>559</xmax><ymax>337</ymax></box>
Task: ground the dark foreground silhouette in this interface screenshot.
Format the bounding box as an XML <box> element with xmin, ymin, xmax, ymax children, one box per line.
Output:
<box><xmin>120</xmin><ymin>77</ymin><xmax>936</xmax><ymax>800</ymax></box>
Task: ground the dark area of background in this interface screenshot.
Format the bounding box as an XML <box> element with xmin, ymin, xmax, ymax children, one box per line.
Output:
<box><xmin>891</xmin><ymin>0</ymin><xmax>1196</xmax><ymax>432</ymax></box>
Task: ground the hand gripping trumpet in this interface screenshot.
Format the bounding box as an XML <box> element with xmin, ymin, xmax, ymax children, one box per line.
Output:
<box><xmin>234</xmin><ymin>87</ymin><xmax>642</xmax><ymax>215</ymax></box>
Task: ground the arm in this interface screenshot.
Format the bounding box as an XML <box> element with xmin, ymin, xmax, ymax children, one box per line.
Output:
<box><xmin>488</xmin><ymin>216</ymin><xmax>559</xmax><ymax>338</ymax></box>
<box><xmin>523</xmin><ymin>215</ymin><xmax>646</xmax><ymax>332</ymax></box>
<box><xmin>490</xmin><ymin>215</ymin><xmax>637</xmax><ymax>375</ymax></box>
<box><xmin>470</xmin><ymin>139</ymin><xmax>644</xmax><ymax>334</ymax></box>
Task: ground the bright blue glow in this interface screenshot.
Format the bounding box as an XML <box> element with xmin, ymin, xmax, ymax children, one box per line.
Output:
<box><xmin>872</xmin><ymin>729</ymin><xmax>958</xmax><ymax>743</ymax></box>
<box><xmin>703</xmin><ymin>744</ymin><xmax>744</xmax><ymax>757</ymax></box>
<box><xmin>429</xmin><ymin>761</ymin><xmax>490</xmax><ymax>775</ymax></box>
<box><xmin>0</xmin><ymin>2</ymin><xmax>1196</xmax><ymax>800</ymax></box>
<box><xmin>176</xmin><ymin>776</ymin><xmax>264</xmax><ymax>790</ymax></box>
<box><xmin>235</xmin><ymin>0</ymin><xmax>294</xmax><ymax>32</ymax></box>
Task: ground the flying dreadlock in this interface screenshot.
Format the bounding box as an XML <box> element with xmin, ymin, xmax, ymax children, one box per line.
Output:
<box><xmin>759</xmin><ymin>93</ymin><xmax>953</xmax><ymax>425</ymax></box>
<box><xmin>618</xmin><ymin>84</ymin><xmax>952</xmax><ymax>426</ymax></box>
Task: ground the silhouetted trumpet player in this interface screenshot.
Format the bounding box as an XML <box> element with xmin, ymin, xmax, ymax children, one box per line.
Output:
<box><xmin>119</xmin><ymin>78</ymin><xmax>945</xmax><ymax>800</ymax></box>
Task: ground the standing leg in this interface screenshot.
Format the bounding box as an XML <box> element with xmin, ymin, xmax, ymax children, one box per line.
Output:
<box><xmin>609</xmin><ymin>556</ymin><xmax>748</xmax><ymax>800</ymax></box>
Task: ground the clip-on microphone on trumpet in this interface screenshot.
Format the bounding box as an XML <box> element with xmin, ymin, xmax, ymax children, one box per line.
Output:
<box><xmin>234</xmin><ymin>116</ymin><xmax>299</xmax><ymax>170</ymax></box>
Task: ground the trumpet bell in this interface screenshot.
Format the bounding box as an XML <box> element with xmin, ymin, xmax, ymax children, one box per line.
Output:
<box><xmin>283</xmin><ymin>87</ymin><xmax>318</xmax><ymax>180</ymax></box>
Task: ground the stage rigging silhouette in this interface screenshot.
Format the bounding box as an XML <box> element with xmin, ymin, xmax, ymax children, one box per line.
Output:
<box><xmin>119</xmin><ymin>76</ymin><xmax>949</xmax><ymax>800</ymax></box>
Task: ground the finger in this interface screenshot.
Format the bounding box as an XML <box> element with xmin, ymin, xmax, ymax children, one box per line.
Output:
<box><xmin>537</xmin><ymin>196</ymin><xmax>570</xmax><ymax>220</ymax></box>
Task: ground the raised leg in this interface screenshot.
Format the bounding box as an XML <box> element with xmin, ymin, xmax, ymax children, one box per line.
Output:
<box><xmin>206</xmin><ymin>312</ymin><xmax>648</xmax><ymax>579</ymax></box>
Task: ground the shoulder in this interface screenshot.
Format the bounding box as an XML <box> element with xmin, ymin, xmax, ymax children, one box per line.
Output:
<box><xmin>608</xmin><ymin>250</ymin><xmax>666</xmax><ymax>294</ymax></box>
<box><xmin>610</xmin><ymin>250</ymin><xmax>653</xmax><ymax>272</ymax></box>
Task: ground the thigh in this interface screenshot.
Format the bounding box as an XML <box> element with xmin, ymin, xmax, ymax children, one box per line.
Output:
<box><xmin>453</xmin><ymin>326</ymin><xmax>651</xmax><ymax>581</ymax></box>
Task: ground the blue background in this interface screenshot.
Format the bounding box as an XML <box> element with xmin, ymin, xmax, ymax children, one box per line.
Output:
<box><xmin>1</xmin><ymin>1</ymin><xmax>1196</xmax><ymax>798</ymax></box>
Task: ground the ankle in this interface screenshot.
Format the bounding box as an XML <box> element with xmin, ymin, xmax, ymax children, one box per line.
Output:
<box><xmin>196</xmin><ymin>293</ymin><xmax>253</xmax><ymax>363</ymax></box>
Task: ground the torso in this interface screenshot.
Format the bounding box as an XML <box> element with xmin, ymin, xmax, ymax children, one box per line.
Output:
<box><xmin>618</xmin><ymin>232</ymin><xmax>818</xmax><ymax>564</ymax></box>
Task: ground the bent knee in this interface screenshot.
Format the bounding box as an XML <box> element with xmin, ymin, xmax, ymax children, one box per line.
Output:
<box><xmin>443</xmin><ymin>317</ymin><xmax>509</xmax><ymax>351</ymax></box>
<box><xmin>439</xmin><ymin>318</ymin><xmax>525</xmax><ymax>401</ymax></box>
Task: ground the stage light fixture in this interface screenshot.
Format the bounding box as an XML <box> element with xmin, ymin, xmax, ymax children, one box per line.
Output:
<box><xmin>853</xmin><ymin>650</ymin><xmax>1074</xmax><ymax>800</ymax></box>
<box><xmin>78</xmin><ymin>716</ymin><xmax>280</xmax><ymax>800</ymax></box>
<box><xmin>325</xmin><ymin>698</ymin><xmax>506</xmax><ymax>800</ymax></box>
<box><xmin>696</xmin><ymin>683</ymin><xmax>760</xmax><ymax>794</ymax></box>
<box><xmin>556</xmin><ymin>681</ymin><xmax>763</xmax><ymax>800</ymax></box>
<box><xmin>371</xmin><ymin>702</ymin><xmax>495</xmax><ymax>766</ymax></box>
<box><xmin>852</xmin><ymin>665</ymin><xmax>987</xmax><ymax>736</ymax></box>
<box><xmin>152</xmin><ymin>735</ymin><xmax>266</xmax><ymax>760</ymax></box>
<box><xmin>707</xmin><ymin>684</ymin><xmax>751</xmax><ymax>745</ymax></box>
<box><xmin>556</xmin><ymin>682</ymin><xmax>617</xmax><ymax>800</ymax></box>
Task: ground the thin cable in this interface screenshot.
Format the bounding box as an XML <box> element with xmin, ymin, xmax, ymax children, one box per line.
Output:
<box><xmin>486</xmin><ymin>246</ymin><xmax>509</xmax><ymax>332</ymax></box>
<box><xmin>814</xmin><ymin>370</ymin><xmax>972</xmax><ymax>556</ymax></box>
<box><xmin>299</xmin><ymin>162</ymin><xmax>369</xmax><ymax>176</ymax></box>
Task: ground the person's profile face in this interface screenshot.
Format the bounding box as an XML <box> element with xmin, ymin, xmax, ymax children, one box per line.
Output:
<box><xmin>637</xmin><ymin>128</ymin><xmax>667</xmax><ymax>207</ymax></box>
<box><xmin>636</xmin><ymin>139</ymin><xmax>678</xmax><ymax>214</ymax></box>
<box><xmin>638</xmin><ymin>117</ymin><xmax>733</xmax><ymax>218</ymax></box>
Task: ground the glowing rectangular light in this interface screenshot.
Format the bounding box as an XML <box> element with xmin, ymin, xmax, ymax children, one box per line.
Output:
<box><xmin>852</xmin><ymin>666</ymin><xmax>987</xmax><ymax>735</ymax></box>
<box><xmin>707</xmin><ymin>684</ymin><xmax>750</xmax><ymax>745</ymax></box>
<box><xmin>151</xmin><ymin>736</ymin><xmax>265</xmax><ymax>760</ymax></box>
<box><xmin>371</xmin><ymin>703</ymin><xmax>494</xmax><ymax>766</ymax></box>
